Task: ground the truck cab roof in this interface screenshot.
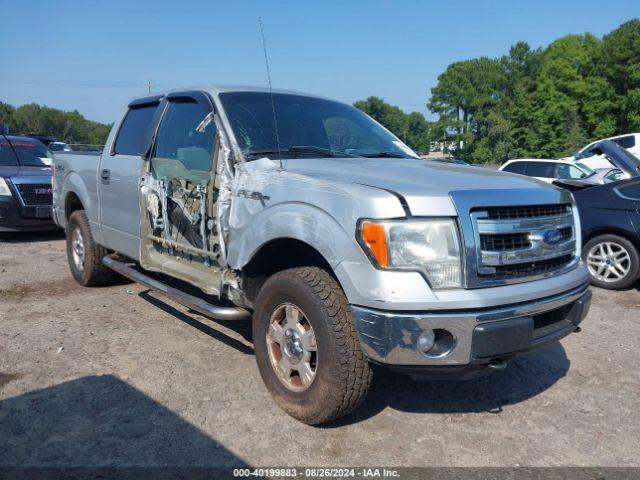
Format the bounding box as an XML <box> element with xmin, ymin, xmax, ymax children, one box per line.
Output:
<box><xmin>127</xmin><ymin>85</ymin><xmax>337</xmax><ymax>108</ymax></box>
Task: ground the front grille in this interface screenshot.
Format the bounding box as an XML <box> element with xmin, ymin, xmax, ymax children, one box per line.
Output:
<box><xmin>483</xmin><ymin>204</ymin><xmax>571</xmax><ymax>220</ymax></box>
<box><xmin>15</xmin><ymin>184</ymin><xmax>53</xmax><ymax>206</ymax></box>
<box><xmin>470</xmin><ymin>203</ymin><xmax>576</xmax><ymax>285</ymax></box>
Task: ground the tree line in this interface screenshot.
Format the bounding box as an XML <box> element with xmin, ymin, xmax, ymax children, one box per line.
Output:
<box><xmin>0</xmin><ymin>102</ymin><xmax>111</xmax><ymax>145</ymax></box>
<box><xmin>356</xmin><ymin>19</ymin><xmax>640</xmax><ymax>164</ymax></box>
<box><xmin>1</xmin><ymin>19</ymin><xmax>637</xmax><ymax>160</ymax></box>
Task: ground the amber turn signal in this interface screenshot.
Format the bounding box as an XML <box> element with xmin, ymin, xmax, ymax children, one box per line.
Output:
<box><xmin>361</xmin><ymin>222</ymin><xmax>389</xmax><ymax>267</ymax></box>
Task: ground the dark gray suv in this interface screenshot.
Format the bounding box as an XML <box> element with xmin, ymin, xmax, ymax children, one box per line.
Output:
<box><xmin>0</xmin><ymin>135</ymin><xmax>58</xmax><ymax>232</ymax></box>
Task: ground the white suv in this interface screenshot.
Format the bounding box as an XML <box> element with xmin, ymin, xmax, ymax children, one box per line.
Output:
<box><xmin>570</xmin><ymin>133</ymin><xmax>640</xmax><ymax>169</ymax></box>
<box><xmin>499</xmin><ymin>159</ymin><xmax>597</xmax><ymax>183</ymax></box>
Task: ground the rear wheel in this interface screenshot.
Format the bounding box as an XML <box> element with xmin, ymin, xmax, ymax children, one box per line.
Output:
<box><xmin>583</xmin><ymin>234</ymin><xmax>639</xmax><ymax>289</ymax></box>
<box><xmin>253</xmin><ymin>267</ymin><xmax>372</xmax><ymax>425</ymax></box>
<box><xmin>66</xmin><ymin>210</ymin><xmax>113</xmax><ymax>286</ymax></box>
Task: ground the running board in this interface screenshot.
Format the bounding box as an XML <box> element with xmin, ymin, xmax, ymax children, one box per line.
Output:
<box><xmin>102</xmin><ymin>257</ymin><xmax>251</xmax><ymax>321</ymax></box>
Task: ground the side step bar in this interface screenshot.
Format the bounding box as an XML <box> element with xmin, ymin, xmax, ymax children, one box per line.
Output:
<box><xmin>102</xmin><ymin>257</ymin><xmax>251</xmax><ymax>321</ymax></box>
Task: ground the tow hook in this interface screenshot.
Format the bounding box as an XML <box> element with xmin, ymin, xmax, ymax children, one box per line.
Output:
<box><xmin>487</xmin><ymin>359</ymin><xmax>508</xmax><ymax>371</ymax></box>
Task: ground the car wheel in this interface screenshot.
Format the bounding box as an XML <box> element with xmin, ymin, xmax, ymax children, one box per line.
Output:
<box><xmin>583</xmin><ymin>234</ymin><xmax>640</xmax><ymax>290</ymax></box>
<box><xmin>66</xmin><ymin>210</ymin><xmax>113</xmax><ymax>286</ymax></box>
<box><xmin>253</xmin><ymin>267</ymin><xmax>372</xmax><ymax>425</ymax></box>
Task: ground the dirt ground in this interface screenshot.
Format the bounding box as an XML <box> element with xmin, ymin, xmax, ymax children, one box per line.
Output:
<box><xmin>1</xmin><ymin>230</ymin><xmax>639</xmax><ymax>468</ymax></box>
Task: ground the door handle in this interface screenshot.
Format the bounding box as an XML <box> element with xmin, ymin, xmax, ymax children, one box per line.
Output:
<box><xmin>101</xmin><ymin>169</ymin><xmax>111</xmax><ymax>185</ymax></box>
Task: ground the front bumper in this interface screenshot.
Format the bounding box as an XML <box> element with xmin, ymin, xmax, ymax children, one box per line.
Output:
<box><xmin>352</xmin><ymin>283</ymin><xmax>591</xmax><ymax>379</ymax></box>
<box><xmin>0</xmin><ymin>196</ymin><xmax>58</xmax><ymax>232</ymax></box>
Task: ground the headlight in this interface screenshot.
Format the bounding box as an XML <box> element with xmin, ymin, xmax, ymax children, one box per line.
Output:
<box><xmin>0</xmin><ymin>178</ymin><xmax>12</xmax><ymax>197</ymax></box>
<box><xmin>358</xmin><ymin>219</ymin><xmax>463</xmax><ymax>289</ymax></box>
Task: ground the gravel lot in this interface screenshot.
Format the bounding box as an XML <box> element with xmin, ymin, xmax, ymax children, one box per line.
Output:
<box><xmin>1</xmin><ymin>231</ymin><xmax>639</xmax><ymax>468</ymax></box>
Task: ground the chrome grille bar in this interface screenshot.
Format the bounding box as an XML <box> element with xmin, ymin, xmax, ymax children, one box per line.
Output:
<box><xmin>481</xmin><ymin>240</ymin><xmax>576</xmax><ymax>266</ymax></box>
<box><xmin>475</xmin><ymin>213</ymin><xmax>574</xmax><ymax>233</ymax></box>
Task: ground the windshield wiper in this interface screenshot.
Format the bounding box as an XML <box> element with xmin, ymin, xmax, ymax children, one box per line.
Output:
<box><xmin>246</xmin><ymin>145</ymin><xmax>360</xmax><ymax>158</ymax></box>
<box><xmin>359</xmin><ymin>151</ymin><xmax>407</xmax><ymax>158</ymax></box>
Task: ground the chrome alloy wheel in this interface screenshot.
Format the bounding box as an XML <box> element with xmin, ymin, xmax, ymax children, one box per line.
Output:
<box><xmin>266</xmin><ymin>303</ymin><xmax>317</xmax><ymax>392</ymax></box>
<box><xmin>71</xmin><ymin>227</ymin><xmax>86</xmax><ymax>271</ymax></box>
<box><xmin>587</xmin><ymin>241</ymin><xmax>631</xmax><ymax>283</ymax></box>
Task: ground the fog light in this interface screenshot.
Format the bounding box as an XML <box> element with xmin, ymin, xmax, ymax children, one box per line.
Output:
<box><xmin>417</xmin><ymin>329</ymin><xmax>436</xmax><ymax>353</ymax></box>
<box><xmin>417</xmin><ymin>329</ymin><xmax>456</xmax><ymax>358</ymax></box>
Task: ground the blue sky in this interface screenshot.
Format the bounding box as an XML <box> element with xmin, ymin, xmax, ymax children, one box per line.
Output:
<box><xmin>1</xmin><ymin>0</ymin><xmax>638</xmax><ymax>124</ymax></box>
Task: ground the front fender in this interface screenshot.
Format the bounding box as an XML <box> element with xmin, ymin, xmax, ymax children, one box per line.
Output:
<box><xmin>227</xmin><ymin>201</ymin><xmax>366</xmax><ymax>271</ymax></box>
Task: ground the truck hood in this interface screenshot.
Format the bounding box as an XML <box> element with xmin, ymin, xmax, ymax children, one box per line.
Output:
<box><xmin>283</xmin><ymin>157</ymin><xmax>556</xmax><ymax>215</ymax></box>
<box><xmin>0</xmin><ymin>165</ymin><xmax>51</xmax><ymax>178</ymax></box>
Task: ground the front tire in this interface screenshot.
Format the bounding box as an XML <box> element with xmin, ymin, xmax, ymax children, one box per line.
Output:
<box><xmin>583</xmin><ymin>234</ymin><xmax>640</xmax><ymax>290</ymax></box>
<box><xmin>253</xmin><ymin>267</ymin><xmax>372</xmax><ymax>425</ymax></box>
<box><xmin>66</xmin><ymin>210</ymin><xmax>113</xmax><ymax>286</ymax></box>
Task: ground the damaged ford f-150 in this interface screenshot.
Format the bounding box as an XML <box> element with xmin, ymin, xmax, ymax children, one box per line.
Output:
<box><xmin>52</xmin><ymin>86</ymin><xmax>591</xmax><ymax>424</ymax></box>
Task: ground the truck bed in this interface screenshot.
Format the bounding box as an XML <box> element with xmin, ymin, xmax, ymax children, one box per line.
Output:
<box><xmin>52</xmin><ymin>151</ymin><xmax>103</xmax><ymax>231</ymax></box>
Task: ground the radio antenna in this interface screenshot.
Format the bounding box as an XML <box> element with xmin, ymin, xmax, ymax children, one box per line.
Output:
<box><xmin>258</xmin><ymin>16</ymin><xmax>283</xmax><ymax>170</ymax></box>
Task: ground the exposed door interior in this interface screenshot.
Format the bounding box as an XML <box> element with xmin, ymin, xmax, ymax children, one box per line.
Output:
<box><xmin>139</xmin><ymin>93</ymin><xmax>224</xmax><ymax>295</ymax></box>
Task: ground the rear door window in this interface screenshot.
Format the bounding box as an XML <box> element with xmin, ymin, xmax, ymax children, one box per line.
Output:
<box><xmin>502</xmin><ymin>162</ymin><xmax>527</xmax><ymax>174</ymax></box>
<box><xmin>527</xmin><ymin>162</ymin><xmax>555</xmax><ymax>178</ymax></box>
<box><xmin>113</xmin><ymin>104</ymin><xmax>158</xmax><ymax>156</ymax></box>
<box><xmin>153</xmin><ymin>99</ymin><xmax>215</xmax><ymax>171</ymax></box>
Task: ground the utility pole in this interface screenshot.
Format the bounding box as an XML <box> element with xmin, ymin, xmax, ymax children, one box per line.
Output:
<box><xmin>146</xmin><ymin>80</ymin><xmax>153</xmax><ymax>94</ymax></box>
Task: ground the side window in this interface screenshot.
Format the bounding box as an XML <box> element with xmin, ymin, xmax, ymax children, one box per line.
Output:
<box><xmin>527</xmin><ymin>162</ymin><xmax>555</xmax><ymax>178</ymax></box>
<box><xmin>614</xmin><ymin>135</ymin><xmax>636</xmax><ymax>149</ymax></box>
<box><xmin>153</xmin><ymin>99</ymin><xmax>216</xmax><ymax>171</ymax></box>
<box><xmin>113</xmin><ymin>104</ymin><xmax>158</xmax><ymax>156</ymax></box>
<box><xmin>502</xmin><ymin>162</ymin><xmax>527</xmax><ymax>174</ymax></box>
<box><xmin>556</xmin><ymin>164</ymin><xmax>586</xmax><ymax>179</ymax></box>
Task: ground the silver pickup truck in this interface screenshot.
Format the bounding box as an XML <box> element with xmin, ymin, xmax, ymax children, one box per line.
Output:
<box><xmin>52</xmin><ymin>86</ymin><xmax>591</xmax><ymax>424</ymax></box>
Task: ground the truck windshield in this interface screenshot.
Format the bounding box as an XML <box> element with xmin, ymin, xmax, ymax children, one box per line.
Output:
<box><xmin>0</xmin><ymin>136</ymin><xmax>52</xmax><ymax>167</ymax></box>
<box><xmin>219</xmin><ymin>92</ymin><xmax>418</xmax><ymax>160</ymax></box>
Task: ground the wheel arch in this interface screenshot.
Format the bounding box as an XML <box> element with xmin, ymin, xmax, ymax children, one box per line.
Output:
<box><xmin>239</xmin><ymin>237</ymin><xmax>339</xmax><ymax>304</ymax></box>
<box><xmin>65</xmin><ymin>190</ymin><xmax>85</xmax><ymax>221</ymax></box>
<box><xmin>242</xmin><ymin>237</ymin><xmax>333</xmax><ymax>275</ymax></box>
<box><xmin>582</xmin><ymin>227</ymin><xmax>640</xmax><ymax>252</ymax></box>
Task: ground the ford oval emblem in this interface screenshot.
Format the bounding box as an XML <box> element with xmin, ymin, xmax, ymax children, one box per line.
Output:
<box><xmin>542</xmin><ymin>228</ymin><xmax>563</xmax><ymax>246</ymax></box>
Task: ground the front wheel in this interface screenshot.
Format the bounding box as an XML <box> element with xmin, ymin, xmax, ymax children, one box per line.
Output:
<box><xmin>583</xmin><ymin>234</ymin><xmax>640</xmax><ymax>289</ymax></box>
<box><xmin>253</xmin><ymin>267</ymin><xmax>372</xmax><ymax>425</ymax></box>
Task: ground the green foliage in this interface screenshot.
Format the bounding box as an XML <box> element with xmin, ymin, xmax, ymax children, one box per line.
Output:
<box><xmin>0</xmin><ymin>101</ymin><xmax>111</xmax><ymax>145</ymax></box>
<box><xmin>427</xmin><ymin>19</ymin><xmax>640</xmax><ymax>164</ymax></box>
<box><xmin>354</xmin><ymin>96</ymin><xmax>432</xmax><ymax>153</ymax></box>
<box><xmin>5</xmin><ymin>18</ymin><xmax>639</xmax><ymax>162</ymax></box>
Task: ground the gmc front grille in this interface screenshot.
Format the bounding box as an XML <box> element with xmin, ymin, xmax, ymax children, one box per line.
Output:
<box><xmin>15</xmin><ymin>183</ymin><xmax>53</xmax><ymax>206</ymax></box>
